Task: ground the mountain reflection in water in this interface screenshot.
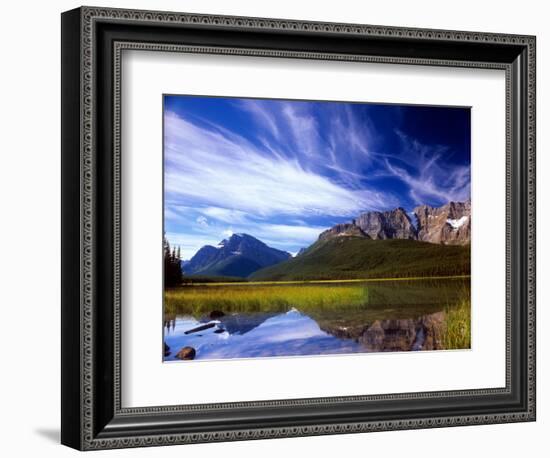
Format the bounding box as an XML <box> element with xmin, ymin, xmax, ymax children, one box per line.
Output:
<box><xmin>163</xmin><ymin>308</ymin><xmax>448</xmax><ymax>361</ymax></box>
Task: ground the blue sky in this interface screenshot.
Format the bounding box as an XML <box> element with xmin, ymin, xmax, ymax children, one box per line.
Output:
<box><xmin>164</xmin><ymin>95</ymin><xmax>470</xmax><ymax>259</ymax></box>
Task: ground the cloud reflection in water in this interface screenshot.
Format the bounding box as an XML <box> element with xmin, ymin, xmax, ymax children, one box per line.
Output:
<box><xmin>164</xmin><ymin>309</ymin><xmax>365</xmax><ymax>361</ymax></box>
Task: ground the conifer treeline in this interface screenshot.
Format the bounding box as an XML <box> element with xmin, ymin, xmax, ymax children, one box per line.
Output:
<box><xmin>164</xmin><ymin>234</ymin><xmax>182</xmax><ymax>287</ymax></box>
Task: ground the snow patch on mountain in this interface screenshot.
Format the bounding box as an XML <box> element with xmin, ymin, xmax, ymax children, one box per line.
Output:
<box><xmin>446</xmin><ymin>216</ymin><xmax>469</xmax><ymax>229</ymax></box>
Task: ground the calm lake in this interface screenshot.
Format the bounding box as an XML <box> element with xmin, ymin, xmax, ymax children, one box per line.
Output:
<box><xmin>163</xmin><ymin>278</ymin><xmax>470</xmax><ymax>361</ymax></box>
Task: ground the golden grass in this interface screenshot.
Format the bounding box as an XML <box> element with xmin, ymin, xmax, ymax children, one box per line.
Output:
<box><xmin>164</xmin><ymin>284</ymin><xmax>370</xmax><ymax>316</ymax></box>
<box><xmin>442</xmin><ymin>296</ymin><xmax>471</xmax><ymax>350</ymax></box>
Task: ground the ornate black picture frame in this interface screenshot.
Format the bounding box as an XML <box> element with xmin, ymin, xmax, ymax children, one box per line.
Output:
<box><xmin>61</xmin><ymin>6</ymin><xmax>536</xmax><ymax>450</ymax></box>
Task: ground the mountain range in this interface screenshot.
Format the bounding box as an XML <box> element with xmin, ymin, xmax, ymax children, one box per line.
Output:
<box><xmin>318</xmin><ymin>199</ymin><xmax>471</xmax><ymax>245</ymax></box>
<box><xmin>182</xmin><ymin>200</ymin><xmax>471</xmax><ymax>280</ymax></box>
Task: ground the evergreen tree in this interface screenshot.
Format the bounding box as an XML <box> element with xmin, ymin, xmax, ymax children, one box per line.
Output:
<box><xmin>163</xmin><ymin>233</ymin><xmax>183</xmax><ymax>287</ymax></box>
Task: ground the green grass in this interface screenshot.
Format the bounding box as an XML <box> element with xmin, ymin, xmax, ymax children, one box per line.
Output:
<box><xmin>250</xmin><ymin>237</ymin><xmax>470</xmax><ymax>281</ymax></box>
<box><xmin>442</xmin><ymin>296</ymin><xmax>471</xmax><ymax>350</ymax></box>
<box><xmin>165</xmin><ymin>283</ymin><xmax>370</xmax><ymax>316</ymax></box>
<box><xmin>165</xmin><ymin>278</ymin><xmax>469</xmax><ymax>316</ymax></box>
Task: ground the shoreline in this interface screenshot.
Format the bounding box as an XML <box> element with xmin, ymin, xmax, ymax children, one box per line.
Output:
<box><xmin>177</xmin><ymin>274</ymin><xmax>471</xmax><ymax>287</ymax></box>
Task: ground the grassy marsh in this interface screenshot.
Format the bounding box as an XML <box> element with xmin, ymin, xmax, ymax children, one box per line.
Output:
<box><xmin>165</xmin><ymin>283</ymin><xmax>370</xmax><ymax>315</ymax></box>
<box><xmin>164</xmin><ymin>277</ymin><xmax>471</xmax><ymax>351</ymax></box>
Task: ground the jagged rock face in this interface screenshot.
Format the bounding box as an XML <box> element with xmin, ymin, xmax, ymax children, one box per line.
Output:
<box><xmin>353</xmin><ymin>212</ymin><xmax>385</xmax><ymax>239</ymax></box>
<box><xmin>414</xmin><ymin>200</ymin><xmax>471</xmax><ymax>245</ymax></box>
<box><xmin>354</xmin><ymin>207</ymin><xmax>416</xmax><ymax>240</ymax></box>
<box><xmin>315</xmin><ymin>200</ymin><xmax>471</xmax><ymax>245</ymax></box>
<box><xmin>383</xmin><ymin>207</ymin><xmax>417</xmax><ymax>239</ymax></box>
<box><xmin>318</xmin><ymin>223</ymin><xmax>367</xmax><ymax>242</ymax></box>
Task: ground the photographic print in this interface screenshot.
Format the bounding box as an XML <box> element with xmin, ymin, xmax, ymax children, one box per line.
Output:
<box><xmin>162</xmin><ymin>95</ymin><xmax>471</xmax><ymax>362</ymax></box>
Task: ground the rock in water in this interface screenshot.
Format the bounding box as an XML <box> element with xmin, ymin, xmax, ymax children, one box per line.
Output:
<box><xmin>209</xmin><ymin>310</ymin><xmax>225</xmax><ymax>319</ymax></box>
<box><xmin>164</xmin><ymin>342</ymin><xmax>171</xmax><ymax>357</ymax></box>
<box><xmin>175</xmin><ymin>346</ymin><xmax>196</xmax><ymax>360</ymax></box>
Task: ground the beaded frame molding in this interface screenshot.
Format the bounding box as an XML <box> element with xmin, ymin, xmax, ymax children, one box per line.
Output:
<box><xmin>61</xmin><ymin>6</ymin><xmax>536</xmax><ymax>451</ymax></box>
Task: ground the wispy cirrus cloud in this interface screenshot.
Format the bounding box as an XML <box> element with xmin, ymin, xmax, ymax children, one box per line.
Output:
<box><xmin>238</xmin><ymin>99</ymin><xmax>281</xmax><ymax>140</ymax></box>
<box><xmin>200</xmin><ymin>207</ymin><xmax>251</xmax><ymax>225</ymax></box>
<box><xmin>164</xmin><ymin>111</ymin><xmax>391</xmax><ymax>218</ymax></box>
<box><xmin>164</xmin><ymin>97</ymin><xmax>470</xmax><ymax>257</ymax></box>
<box><xmin>382</xmin><ymin>130</ymin><xmax>470</xmax><ymax>206</ymax></box>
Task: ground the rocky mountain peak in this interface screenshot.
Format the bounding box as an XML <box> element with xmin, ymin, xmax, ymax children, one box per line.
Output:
<box><xmin>414</xmin><ymin>199</ymin><xmax>471</xmax><ymax>245</ymax></box>
<box><xmin>353</xmin><ymin>207</ymin><xmax>416</xmax><ymax>240</ymax></box>
<box><xmin>319</xmin><ymin>200</ymin><xmax>470</xmax><ymax>245</ymax></box>
<box><xmin>318</xmin><ymin>223</ymin><xmax>368</xmax><ymax>242</ymax></box>
<box><xmin>184</xmin><ymin>233</ymin><xmax>291</xmax><ymax>278</ymax></box>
